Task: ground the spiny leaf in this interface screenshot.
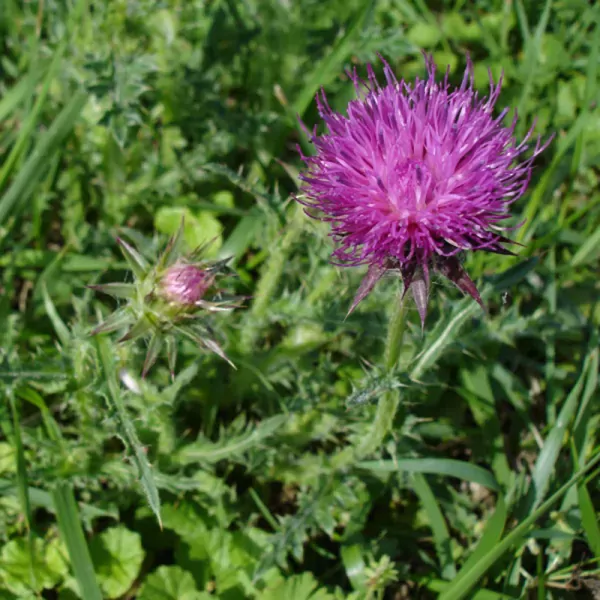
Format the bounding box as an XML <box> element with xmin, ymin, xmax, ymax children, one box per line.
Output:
<box><xmin>96</xmin><ymin>336</ymin><xmax>162</xmax><ymax>526</ymax></box>
<box><xmin>176</xmin><ymin>414</ymin><xmax>286</xmax><ymax>465</ymax></box>
<box><xmin>87</xmin><ymin>282</ymin><xmax>137</xmax><ymax>300</ymax></box>
<box><xmin>142</xmin><ymin>332</ymin><xmax>163</xmax><ymax>378</ymax></box>
<box><xmin>90</xmin><ymin>308</ymin><xmax>133</xmax><ymax>336</ymax></box>
<box><xmin>346</xmin><ymin>262</ymin><xmax>386</xmax><ymax>318</ymax></box>
<box><xmin>118</xmin><ymin>315</ymin><xmax>154</xmax><ymax>342</ymax></box>
<box><xmin>116</xmin><ymin>237</ymin><xmax>150</xmax><ymax>280</ymax></box>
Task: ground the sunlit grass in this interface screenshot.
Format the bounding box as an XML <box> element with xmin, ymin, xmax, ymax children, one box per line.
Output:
<box><xmin>0</xmin><ymin>1</ymin><xmax>599</xmax><ymax>598</ymax></box>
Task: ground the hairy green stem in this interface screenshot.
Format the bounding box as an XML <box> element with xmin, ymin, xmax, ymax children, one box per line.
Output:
<box><xmin>384</xmin><ymin>295</ymin><xmax>408</xmax><ymax>372</ymax></box>
<box><xmin>332</xmin><ymin>296</ymin><xmax>408</xmax><ymax>469</ymax></box>
<box><xmin>355</xmin><ymin>297</ymin><xmax>407</xmax><ymax>458</ymax></box>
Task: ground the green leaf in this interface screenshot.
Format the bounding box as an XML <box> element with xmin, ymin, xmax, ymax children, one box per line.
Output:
<box><xmin>0</xmin><ymin>443</ymin><xmax>15</xmax><ymax>475</ymax></box>
<box><xmin>424</xmin><ymin>579</ymin><xmax>516</xmax><ymax>599</ymax></box>
<box><xmin>410</xmin><ymin>298</ymin><xmax>480</xmax><ymax>380</ymax></box>
<box><xmin>515</xmin><ymin>0</ymin><xmax>553</xmax><ymax>125</ymax></box>
<box><xmin>518</xmin><ymin>109</ymin><xmax>587</xmax><ymax>244</ymax></box>
<box><xmin>261</xmin><ymin>572</ymin><xmax>336</xmax><ymax>600</ymax></box>
<box><xmin>571</xmin><ymin>6</ymin><xmax>600</xmax><ymax>174</ymax></box>
<box><xmin>116</xmin><ymin>237</ymin><xmax>150</xmax><ymax>280</ymax></box>
<box><xmin>42</xmin><ymin>285</ymin><xmax>71</xmax><ymax>346</ymax></box>
<box><xmin>0</xmin><ymin>43</ymin><xmax>67</xmax><ymax>194</ymax></box>
<box><xmin>176</xmin><ymin>414</ymin><xmax>287</xmax><ymax>464</ymax></box>
<box><xmin>218</xmin><ymin>212</ymin><xmax>263</xmax><ymax>260</ymax></box>
<box><xmin>412</xmin><ymin>473</ymin><xmax>456</xmax><ymax>580</ymax></box>
<box><xmin>52</xmin><ymin>483</ymin><xmax>102</xmax><ymax>600</ymax></box>
<box><xmin>119</xmin><ymin>315</ymin><xmax>154</xmax><ymax>342</ymax></box>
<box><xmin>576</xmin><ymin>480</ymin><xmax>600</xmax><ymax>560</ymax></box>
<box><xmin>447</xmin><ymin>496</ymin><xmax>507</xmax><ymax>592</ymax></box>
<box><xmin>89</xmin><ymin>526</ymin><xmax>144</xmax><ymax>599</ymax></box>
<box><xmin>487</xmin><ymin>257</ymin><xmax>539</xmax><ymax>290</ymax></box>
<box><xmin>0</xmin><ymin>538</ymin><xmax>68</xmax><ymax>596</ymax></box>
<box><xmin>137</xmin><ymin>566</ymin><xmax>211</xmax><ymax>600</ymax></box>
<box><xmin>90</xmin><ymin>308</ymin><xmax>133</xmax><ymax>336</ymax></box>
<box><xmin>0</xmin><ymin>478</ymin><xmax>116</xmax><ymax>524</ymax></box>
<box><xmin>570</xmin><ymin>225</ymin><xmax>600</xmax><ymax>266</ymax></box>
<box><xmin>527</xmin><ymin>349</ymin><xmax>596</xmax><ymax>512</ymax></box>
<box><xmin>87</xmin><ymin>283</ymin><xmax>137</xmax><ymax>300</ymax></box>
<box><xmin>358</xmin><ymin>458</ymin><xmax>501</xmax><ymax>491</ymax></box>
<box><xmin>572</xmin><ymin>439</ymin><xmax>600</xmax><ymax>561</ymax></box>
<box><xmin>7</xmin><ymin>393</ymin><xmax>35</xmax><ymax>583</ymax></box>
<box><xmin>0</xmin><ymin>67</ymin><xmax>40</xmax><ymax>123</ymax></box>
<box><xmin>407</xmin><ymin>21</ymin><xmax>442</xmax><ymax>47</ymax></box>
<box><xmin>340</xmin><ymin>544</ymin><xmax>368</xmax><ymax>591</ymax></box>
<box><xmin>142</xmin><ymin>332</ymin><xmax>163</xmax><ymax>378</ymax></box>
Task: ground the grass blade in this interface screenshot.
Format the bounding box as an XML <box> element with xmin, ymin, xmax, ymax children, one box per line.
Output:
<box><xmin>292</xmin><ymin>1</ymin><xmax>375</xmax><ymax>117</ymax></box>
<box><xmin>0</xmin><ymin>68</ymin><xmax>41</xmax><ymax>123</ymax></box>
<box><xmin>573</xmin><ymin>340</ymin><xmax>599</xmax><ymax>453</ymax></box>
<box><xmin>0</xmin><ymin>89</ymin><xmax>88</xmax><ymax>226</ymax></box>
<box><xmin>526</xmin><ymin>349</ymin><xmax>595</xmax><ymax>513</ymax></box>
<box><xmin>411</xmin><ymin>299</ymin><xmax>479</xmax><ymax>380</ymax></box>
<box><xmin>518</xmin><ymin>110</ymin><xmax>587</xmax><ymax>245</ymax></box>
<box><xmin>51</xmin><ymin>483</ymin><xmax>103</xmax><ymax>600</ymax></box>
<box><xmin>425</xmin><ymin>579</ymin><xmax>516</xmax><ymax>599</ymax></box>
<box><xmin>0</xmin><ymin>37</ymin><xmax>67</xmax><ymax>192</ymax></box>
<box><xmin>572</xmin><ymin>439</ymin><xmax>600</xmax><ymax>561</ymax></box>
<box><xmin>42</xmin><ymin>285</ymin><xmax>71</xmax><ymax>346</ymax></box>
<box><xmin>447</xmin><ymin>496</ymin><xmax>507</xmax><ymax>593</ymax></box>
<box><xmin>438</xmin><ymin>451</ymin><xmax>600</xmax><ymax>600</ymax></box>
<box><xmin>569</xmin><ymin>225</ymin><xmax>600</xmax><ymax>266</ymax></box>
<box><xmin>358</xmin><ymin>457</ymin><xmax>500</xmax><ymax>491</ymax></box>
<box><xmin>515</xmin><ymin>0</ymin><xmax>552</xmax><ymax>126</ymax></box>
<box><xmin>0</xmin><ymin>478</ymin><xmax>117</xmax><ymax>522</ymax></box>
<box><xmin>7</xmin><ymin>392</ymin><xmax>36</xmax><ymax>589</ymax></box>
<box><xmin>412</xmin><ymin>473</ymin><xmax>457</xmax><ymax>580</ymax></box>
<box><xmin>571</xmin><ymin>6</ymin><xmax>600</xmax><ymax>174</ymax></box>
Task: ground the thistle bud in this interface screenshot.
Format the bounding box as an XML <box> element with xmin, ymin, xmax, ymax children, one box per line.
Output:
<box><xmin>90</xmin><ymin>224</ymin><xmax>242</xmax><ymax>378</ymax></box>
<box><xmin>160</xmin><ymin>263</ymin><xmax>212</xmax><ymax>306</ymax></box>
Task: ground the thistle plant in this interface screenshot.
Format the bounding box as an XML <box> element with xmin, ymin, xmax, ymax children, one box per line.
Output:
<box><xmin>90</xmin><ymin>225</ymin><xmax>242</xmax><ymax>377</ymax></box>
<box><xmin>298</xmin><ymin>55</ymin><xmax>549</xmax><ymax>327</ymax></box>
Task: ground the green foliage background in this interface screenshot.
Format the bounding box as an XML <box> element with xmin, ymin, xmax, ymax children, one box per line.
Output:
<box><xmin>0</xmin><ymin>0</ymin><xmax>599</xmax><ymax>598</ymax></box>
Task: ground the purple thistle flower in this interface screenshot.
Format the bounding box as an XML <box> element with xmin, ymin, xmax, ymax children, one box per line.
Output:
<box><xmin>161</xmin><ymin>263</ymin><xmax>213</xmax><ymax>306</ymax></box>
<box><xmin>298</xmin><ymin>55</ymin><xmax>549</xmax><ymax>326</ymax></box>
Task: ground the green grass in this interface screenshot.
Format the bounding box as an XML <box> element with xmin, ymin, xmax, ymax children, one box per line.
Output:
<box><xmin>1</xmin><ymin>0</ymin><xmax>599</xmax><ymax>598</ymax></box>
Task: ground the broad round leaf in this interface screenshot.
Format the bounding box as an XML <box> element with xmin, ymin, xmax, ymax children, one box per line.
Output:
<box><xmin>89</xmin><ymin>527</ymin><xmax>144</xmax><ymax>599</ymax></box>
<box><xmin>137</xmin><ymin>566</ymin><xmax>211</xmax><ymax>600</ymax></box>
<box><xmin>0</xmin><ymin>538</ymin><xmax>68</xmax><ymax>596</ymax></box>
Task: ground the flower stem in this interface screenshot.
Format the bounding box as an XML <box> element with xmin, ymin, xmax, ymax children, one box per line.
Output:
<box><xmin>354</xmin><ymin>296</ymin><xmax>407</xmax><ymax>458</ymax></box>
<box><xmin>384</xmin><ymin>295</ymin><xmax>408</xmax><ymax>372</ymax></box>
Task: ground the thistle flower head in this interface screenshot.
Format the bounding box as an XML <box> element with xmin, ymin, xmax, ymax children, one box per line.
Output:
<box><xmin>90</xmin><ymin>224</ymin><xmax>242</xmax><ymax>377</ymax></box>
<box><xmin>298</xmin><ymin>55</ymin><xmax>549</xmax><ymax>325</ymax></box>
<box><xmin>160</xmin><ymin>262</ymin><xmax>213</xmax><ymax>306</ymax></box>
